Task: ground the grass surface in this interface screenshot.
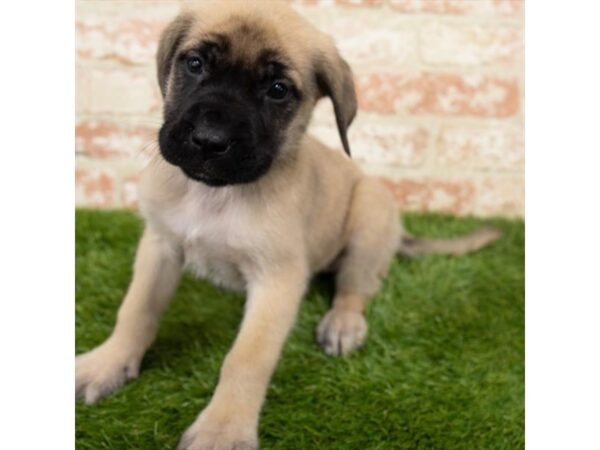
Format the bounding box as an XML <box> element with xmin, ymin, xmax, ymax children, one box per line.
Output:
<box><xmin>76</xmin><ymin>209</ymin><xmax>524</xmax><ymax>450</ymax></box>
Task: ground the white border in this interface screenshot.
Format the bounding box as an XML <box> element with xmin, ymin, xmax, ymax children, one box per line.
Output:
<box><xmin>0</xmin><ymin>0</ymin><xmax>74</xmax><ymax>448</ymax></box>
<box><xmin>527</xmin><ymin>1</ymin><xmax>600</xmax><ymax>449</ymax></box>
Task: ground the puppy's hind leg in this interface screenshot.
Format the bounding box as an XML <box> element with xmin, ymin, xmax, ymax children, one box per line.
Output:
<box><xmin>317</xmin><ymin>179</ymin><xmax>400</xmax><ymax>356</ymax></box>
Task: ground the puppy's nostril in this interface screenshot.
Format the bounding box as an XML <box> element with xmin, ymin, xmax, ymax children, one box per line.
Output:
<box><xmin>209</xmin><ymin>142</ymin><xmax>229</xmax><ymax>154</ymax></box>
<box><xmin>190</xmin><ymin>135</ymin><xmax>230</xmax><ymax>155</ymax></box>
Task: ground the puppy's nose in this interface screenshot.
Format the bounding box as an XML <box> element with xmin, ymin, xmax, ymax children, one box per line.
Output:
<box><xmin>203</xmin><ymin>109</ymin><xmax>225</xmax><ymax>125</ymax></box>
<box><xmin>190</xmin><ymin>125</ymin><xmax>231</xmax><ymax>158</ymax></box>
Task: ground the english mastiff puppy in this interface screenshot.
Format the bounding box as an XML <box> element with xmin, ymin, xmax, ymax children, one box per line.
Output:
<box><xmin>76</xmin><ymin>1</ymin><xmax>500</xmax><ymax>448</ymax></box>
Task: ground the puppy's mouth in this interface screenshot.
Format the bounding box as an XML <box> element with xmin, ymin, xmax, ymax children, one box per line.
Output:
<box><xmin>180</xmin><ymin>166</ymin><xmax>228</xmax><ymax>187</ymax></box>
<box><xmin>173</xmin><ymin>143</ymin><xmax>259</xmax><ymax>187</ymax></box>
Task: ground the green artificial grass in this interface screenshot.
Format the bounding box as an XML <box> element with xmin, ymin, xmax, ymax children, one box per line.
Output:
<box><xmin>76</xmin><ymin>209</ymin><xmax>524</xmax><ymax>450</ymax></box>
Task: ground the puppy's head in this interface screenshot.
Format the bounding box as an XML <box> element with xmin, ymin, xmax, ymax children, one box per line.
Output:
<box><xmin>156</xmin><ymin>0</ymin><xmax>356</xmax><ymax>187</ymax></box>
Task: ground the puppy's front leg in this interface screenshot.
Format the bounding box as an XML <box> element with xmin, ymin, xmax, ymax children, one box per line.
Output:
<box><xmin>179</xmin><ymin>264</ymin><xmax>308</xmax><ymax>450</ymax></box>
<box><xmin>76</xmin><ymin>226</ymin><xmax>183</xmax><ymax>404</ymax></box>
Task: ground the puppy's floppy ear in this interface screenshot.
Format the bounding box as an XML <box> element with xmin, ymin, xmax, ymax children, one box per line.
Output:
<box><xmin>156</xmin><ymin>13</ymin><xmax>193</xmax><ymax>98</ymax></box>
<box><xmin>315</xmin><ymin>45</ymin><xmax>357</xmax><ymax>157</ymax></box>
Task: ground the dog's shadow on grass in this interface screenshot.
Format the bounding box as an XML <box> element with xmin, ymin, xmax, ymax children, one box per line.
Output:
<box><xmin>140</xmin><ymin>273</ymin><xmax>335</xmax><ymax>373</ymax></box>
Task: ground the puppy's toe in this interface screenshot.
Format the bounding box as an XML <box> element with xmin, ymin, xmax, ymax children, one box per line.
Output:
<box><xmin>316</xmin><ymin>309</ymin><xmax>368</xmax><ymax>356</ymax></box>
<box><xmin>178</xmin><ymin>407</ymin><xmax>258</xmax><ymax>450</ymax></box>
<box><xmin>75</xmin><ymin>340</ymin><xmax>141</xmax><ymax>404</ymax></box>
<box><xmin>179</xmin><ymin>440</ymin><xmax>256</xmax><ymax>450</ymax></box>
<box><xmin>177</xmin><ymin>423</ymin><xmax>258</xmax><ymax>450</ymax></box>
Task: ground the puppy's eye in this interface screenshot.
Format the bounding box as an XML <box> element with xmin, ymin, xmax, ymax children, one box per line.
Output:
<box><xmin>186</xmin><ymin>56</ymin><xmax>203</xmax><ymax>75</ymax></box>
<box><xmin>266</xmin><ymin>82</ymin><xmax>289</xmax><ymax>100</ymax></box>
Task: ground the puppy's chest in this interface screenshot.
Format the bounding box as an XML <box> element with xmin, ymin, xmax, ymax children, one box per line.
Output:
<box><xmin>151</xmin><ymin>190</ymin><xmax>259</xmax><ymax>291</ymax></box>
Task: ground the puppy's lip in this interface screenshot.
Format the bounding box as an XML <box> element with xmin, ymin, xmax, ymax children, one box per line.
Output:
<box><xmin>181</xmin><ymin>166</ymin><xmax>227</xmax><ymax>186</ymax></box>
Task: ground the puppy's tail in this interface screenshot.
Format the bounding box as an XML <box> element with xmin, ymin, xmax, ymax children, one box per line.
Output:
<box><xmin>397</xmin><ymin>226</ymin><xmax>502</xmax><ymax>258</ymax></box>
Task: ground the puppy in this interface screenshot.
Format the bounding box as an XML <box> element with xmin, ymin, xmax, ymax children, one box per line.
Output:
<box><xmin>75</xmin><ymin>2</ymin><xmax>501</xmax><ymax>449</ymax></box>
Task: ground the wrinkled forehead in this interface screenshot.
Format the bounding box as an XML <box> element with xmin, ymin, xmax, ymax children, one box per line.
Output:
<box><xmin>180</xmin><ymin>8</ymin><xmax>315</xmax><ymax>88</ymax></box>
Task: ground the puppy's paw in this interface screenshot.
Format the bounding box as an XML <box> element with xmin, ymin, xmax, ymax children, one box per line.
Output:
<box><xmin>317</xmin><ymin>309</ymin><xmax>368</xmax><ymax>356</ymax></box>
<box><xmin>178</xmin><ymin>407</ymin><xmax>258</xmax><ymax>450</ymax></box>
<box><xmin>75</xmin><ymin>339</ymin><xmax>141</xmax><ymax>404</ymax></box>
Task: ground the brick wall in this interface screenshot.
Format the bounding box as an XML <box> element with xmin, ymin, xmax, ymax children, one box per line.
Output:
<box><xmin>75</xmin><ymin>0</ymin><xmax>524</xmax><ymax>217</ymax></box>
